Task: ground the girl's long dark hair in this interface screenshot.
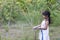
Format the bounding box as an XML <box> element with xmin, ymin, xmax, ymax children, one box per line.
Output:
<box><xmin>42</xmin><ymin>10</ymin><xmax>51</xmax><ymax>24</ymax></box>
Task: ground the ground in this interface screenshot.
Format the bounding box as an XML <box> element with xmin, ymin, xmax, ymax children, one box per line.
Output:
<box><xmin>0</xmin><ymin>25</ymin><xmax>60</xmax><ymax>40</ymax></box>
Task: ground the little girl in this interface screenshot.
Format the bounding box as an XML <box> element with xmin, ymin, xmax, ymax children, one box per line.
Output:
<box><xmin>33</xmin><ymin>10</ymin><xmax>51</xmax><ymax>40</ymax></box>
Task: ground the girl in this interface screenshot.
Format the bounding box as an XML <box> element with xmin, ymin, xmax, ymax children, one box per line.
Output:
<box><xmin>33</xmin><ymin>10</ymin><xmax>51</xmax><ymax>40</ymax></box>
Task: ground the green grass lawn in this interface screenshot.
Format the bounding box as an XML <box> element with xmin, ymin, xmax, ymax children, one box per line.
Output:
<box><xmin>0</xmin><ymin>24</ymin><xmax>60</xmax><ymax>40</ymax></box>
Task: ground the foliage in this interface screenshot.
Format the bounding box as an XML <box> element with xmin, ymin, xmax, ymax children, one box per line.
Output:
<box><xmin>0</xmin><ymin>0</ymin><xmax>60</xmax><ymax>26</ymax></box>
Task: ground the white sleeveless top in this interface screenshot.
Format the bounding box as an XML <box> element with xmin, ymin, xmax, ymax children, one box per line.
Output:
<box><xmin>39</xmin><ymin>19</ymin><xmax>50</xmax><ymax>40</ymax></box>
<box><xmin>41</xmin><ymin>19</ymin><xmax>49</xmax><ymax>32</ymax></box>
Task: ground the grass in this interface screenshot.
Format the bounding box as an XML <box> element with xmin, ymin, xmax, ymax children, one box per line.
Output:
<box><xmin>0</xmin><ymin>33</ymin><xmax>1</xmax><ymax>40</ymax></box>
<box><xmin>0</xmin><ymin>0</ymin><xmax>60</xmax><ymax>40</ymax></box>
<box><xmin>0</xmin><ymin>23</ymin><xmax>60</xmax><ymax>40</ymax></box>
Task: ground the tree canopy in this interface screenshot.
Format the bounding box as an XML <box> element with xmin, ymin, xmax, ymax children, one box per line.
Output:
<box><xmin>0</xmin><ymin>0</ymin><xmax>60</xmax><ymax>26</ymax></box>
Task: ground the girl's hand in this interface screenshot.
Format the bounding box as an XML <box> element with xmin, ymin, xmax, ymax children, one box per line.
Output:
<box><xmin>33</xmin><ymin>25</ymin><xmax>40</xmax><ymax>30</ymax></box>
<box><xmin>33</xmin><ymin>26</ymin><xmax>38</xmax><ymax>30</ymax></box>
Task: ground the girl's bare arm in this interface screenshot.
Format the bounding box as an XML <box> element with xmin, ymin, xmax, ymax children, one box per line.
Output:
<box><xmin>38</xmin><ymin>21</ymin><xmax>49</xmax><ymax>30</ymax></box>
<box><xmin>33</xmin><ymin>24</ymin><xmax>41</xmax><ymax>30</ymax></box>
